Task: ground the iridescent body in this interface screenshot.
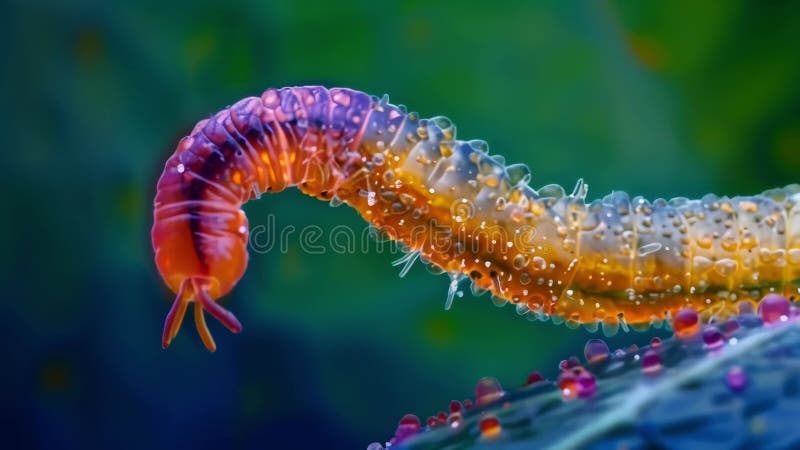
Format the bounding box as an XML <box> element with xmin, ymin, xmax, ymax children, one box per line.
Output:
<box><xmin>152</xmin><ymin>86</ymin><xmax>800</xmax><ymax>350</ymax></box>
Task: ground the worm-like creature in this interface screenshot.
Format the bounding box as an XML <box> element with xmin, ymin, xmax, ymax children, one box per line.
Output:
<box><xmin>152</xmin><ymin>86</ymin><xmax>800</xmax><ymax>350</ymax></box>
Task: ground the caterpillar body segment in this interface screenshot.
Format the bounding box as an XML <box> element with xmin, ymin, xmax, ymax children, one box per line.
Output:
<box><xmin>153</xmin><ymin>87</ymin><xmax>376</xmax><ymax>350</ymax></box>
<box><xmin>552</xmin><ymin>188</ymin><xmax>800</xmax><ymax>332</ymax></box>
<box><xmin>152</xmin><ymin>86</ymin><xmax>800</xmax><ymax>350</ymax></box>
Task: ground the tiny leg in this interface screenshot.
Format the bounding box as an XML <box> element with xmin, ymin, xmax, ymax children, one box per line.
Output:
<box><xmin>162</xmin><ymin>280</ymin><xmax>189</xmax><ymax>349</ymax></box>
<box><xmin>162</xmin><ymin>278</ymin><xmax>243</xmax><ymax>351</ymax></box>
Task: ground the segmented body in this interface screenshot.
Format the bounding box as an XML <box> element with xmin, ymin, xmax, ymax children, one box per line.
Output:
<box><xmin>152</xmin><ymin>86</ymin><xmax>800</xmax><ymax>349</ymax></box>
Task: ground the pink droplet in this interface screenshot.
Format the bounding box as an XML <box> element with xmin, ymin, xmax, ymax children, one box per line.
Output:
<box><xmin>703</xmin><ymin>327</ymin><xmax>724</xmax><ymax>350</ymax></box>
<box><xmin>449</xmin><ymin>400</ymin><xmax>462</xmax><ymax>413</ymax></box>
<box><xmin>447</xmin><ymin>412</ymin><xmax>462</xmax><ymax>429</ymax></box>
<box><xmin>426</xmin><ymin>416</ymin><xmax>438</xmax><ymax>428</ymax></box>
<box><xmin>726</xmin><ymin>365</ymin><xmax>747</xmax><ymax>392</ymax></box>
<box><xmin>673</xmin><ymin>308</ymin><xmax>700</xmax><ymax>339</ymax></box>
<box><xmin>649</xmin><ymin>337</ymin><xmax>662</xmax><ymax>348</ymax></box>
<box><xmin>475</xmin><ymin>377</ymin><xmax>505</xmax><ymax>406</ymax></box>
<box><xmin>559</xmin><ymin>356</ymin><xmax>581</xmax><ymax>371</ymax></box>
<box><xmin>759</xmin><ymin>294</ymin><xmax>791</xmax><ymax>324</ymax></box>
<box><xmin>399</xmin><ymin>414</ymin><xmax>420</xmax><ymax>428</ymax></box>
<box><xmin>721</xmin><ymin>319</ymin><xmax>740</xmax><ymax>336</ymax></box>
<box><xmin>391</xmin><ymin>414</ymin><xmax>422</xmax><ymax>445</ymax></box>
<box><xmin>584</xmin><ymin>339</ymin><xmax>610</xmax><ymax>365</ymax></box>
<box><xmin>558</xmin><ymin>366</ymin><xmax>596</xmax><ymax>400</ymax></box>
<box><xmin>526</xmin><ymin>371</ymin><xmax>545</xmax><ymax>386</ymax></box>
<box><xmin>641</xmin><ymin>349</ymin><xmax>662</xmax><ymax>375</ymax></box>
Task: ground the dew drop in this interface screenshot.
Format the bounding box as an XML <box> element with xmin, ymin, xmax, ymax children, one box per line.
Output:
<box><xmin>673</xmin><ymin>308</ymin><xmax>700</xmax><ymax>339</ymax></box>
<box><xmin>559</xmin><ymin>356</ymin><xmax>581</xmax><ymax>371</ymax></box>
<box><xmin>390</xmin><ymin>414</ymin><xmax>422</xmax><ymax>445</ymax></box>
<box><xmin>641</xmin><ymin>349</ymin><xmax>662</xmax><ymax>375</ymax></box>
<box><xmin>505</xmin><ymin>163</ymin><xmax>531</xmax><ymax>185</ymax></box>
<box><xmin>469</xmin><ymin>139</ymin><xmax>489</xmax><ymax>153</ymax></box>
<box><xmin>758</xmin><ymin>294</ymin><xmax>790</xmax><ymax>324</ymax></box>
<box><xmin>789</xmin><ymin>248</ymin><xmax>800</xmax><ymax>264</ymax></box>
<box><xmin>696</xmin><ymin>236</ymin><xmax>713</xmax><ymax>249</ymax></box>
<box><xmin>558</xmin><ymin>366</ymin><xmax>596</xmax><ymax>400</ymax></box>
<box><xmin>539</xmin><ymin>184</ymin><xmax>566</xmax><ymax>199</ymax></box>
<box><xmin>721</xmin><ymin>319</ymin><xmax>740</xmax><ymax>336</ymax></box>
<box><xmin>582</xmin><ymin>321</ymin><xmax>599</xmax><ymax>333</ymax></box>
<box><xmin>726</xmin><ymin>365</ymin><xmax>747</xmax><ymax>393</ymax></box>
<box><xmin>526</xmin><ymin>371</ymin><xmax>545</xmax><ymax>385</ymax></box>
<box><xmin>447</xmin><ymin>413</ymin><xmax>462</xmax><ymax>429</ymax></box>
<box><xmin>692</xmin><ymin>256</ymin><xmax>713</xmax><ymax>273</ymax></box>
<box><xmin>479</xmin><ymin>415</ymin><xmax>502</xmax><ymax>440</ymax></box>
<box><xmin>532</xmin><ymin>256</ymin><xmax>547</xmax><ymax>271</ymax></box>
<box><xmin>491</xmin><ymin>295</ymin><xmax>507</xmax><ymax>307</ymax></box>
<box><xmin>721</xmin><ymin>230</ymin><xmax>737</xmax><ymax>251</ymax></box>
<box><xmin>703</xmin><ymin>327</ymin><xmax>724</xmax><ymax>349</ymax></box>
<box><xmin>398</xmin><ymin>414</ymin><xmax>420</xmax><ymax>428</ymax></box>
<box><xmin>583</xmin><ymin>339</ymin><xmax>610</xmax><ymax>365</ymax></box>
<box><xmin>474</xmin><ymin>377</ymin><xmax>505</xmax><ymax>406</ymax></box>
<box><xmin>425</xmin><ymin>416</ymin><xmax>438</xmax><ymax>428</ymax></box>
<box><xmin>371</xmin><ymin>153</ymin><xmax>385</xmax><ymax>166</ymax></box>
<box><xmin>601</xmin><ymin>317</ymin><xmax>620</xmax><ymax>337</ymax></box>
<box><xmin>713</xmin><ymin>258</ymin><xmax>738</xmax><ymax>277</ymax></box>
<box><xmin>637</xmin><ymin>242</ymin><xmax>662</xmax><ymax>257</ymax></box>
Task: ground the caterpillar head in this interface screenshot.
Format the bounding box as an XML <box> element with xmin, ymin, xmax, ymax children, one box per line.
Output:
<box><xmin>152</xmin><ymin>161</ymin><xmax>248</xmax><ymax>352</ymax></box>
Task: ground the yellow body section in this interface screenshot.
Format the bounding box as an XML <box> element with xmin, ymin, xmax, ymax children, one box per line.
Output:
<box><xmin>333</xmin><ymin>110</ymin><xmax>800</xmax><ymax>329</ymax></box>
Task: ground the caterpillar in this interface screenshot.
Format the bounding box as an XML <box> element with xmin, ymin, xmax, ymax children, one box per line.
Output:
<box><xmin>152</xmin><ymin>85</ymin><xmax>800</xmax><ymax>351</ymax></box>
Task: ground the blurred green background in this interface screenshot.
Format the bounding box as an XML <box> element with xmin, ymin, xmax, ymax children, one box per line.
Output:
<box><xmin>3</xmin><ymin>1</ymin><xmax>799</xmax><ymax>448</ymax></box>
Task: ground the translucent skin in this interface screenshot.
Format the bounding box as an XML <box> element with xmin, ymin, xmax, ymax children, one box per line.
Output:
<box><xmin>153</xmin><ymin>85</ymin><xmax>800</xmax><ymax>350</ymax></box>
